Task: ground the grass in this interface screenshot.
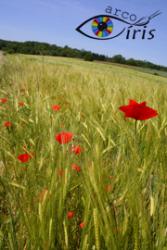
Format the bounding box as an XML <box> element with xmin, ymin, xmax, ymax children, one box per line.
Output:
<box><xmin>0</xmin><ymin>54</ymin><xmax>167</xmax><ymax>250</ymax></box>
<box><xmin>99</xmin><ymin>61</ymin><xmax>167</xmax><ymax>79</ymax></box>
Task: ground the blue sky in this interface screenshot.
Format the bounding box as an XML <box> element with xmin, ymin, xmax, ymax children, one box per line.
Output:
<box><xmin>0</xmin><ymin>0</ymin><xmax>167</xmax><ymax>66</ymax></box>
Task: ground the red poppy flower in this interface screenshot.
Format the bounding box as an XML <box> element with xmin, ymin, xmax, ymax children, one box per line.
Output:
<box><xmin>17</xmin><ymin>153</ymin><xmax>31</xmax><ymax>163</ymax></box>
<box><xmin>119</xmin><ymin>100</ymin><xmax>158</xmax><ymax>120</ymax></box>
<box><xmin>71</xmin><ymin>145</ymin><xmax>83</xmax><ymax>155</ymax></box>
<box><xmin>18</xmin><ymin>102</ymin><xmax>25</xmax><ymax>107</ymax></box>
<box><xmin>67</xmin><ymin>211</ymin><xmax>75</xmax><ymax>220</ymax></box>
<box><xmin>71</xmin><ymin>163</ymin><xmax>81</xmax><ymax>172</ymax></box>
<box><xmin>55</xmin><ymin>131</ymin><xmax>73</xmax><ymax>144</ymax></box>
<box><xmin>0</xmin><ymin>98</ymin><xmax>8</xmax><ymax>104</ymax></box>
<box><xmin>51</xmin><ymin>105</ymin><xmax>61</xmax><ymax>111</ymax></box>
<box><xmin>4</xmin><ymin>121</ymin><xmax>12</xmax><ymax>127</ymax></box>
<box><xmin>79</xmin><ymin>222</ymin><xmax>85</xmax><ymax>229</ymax></box>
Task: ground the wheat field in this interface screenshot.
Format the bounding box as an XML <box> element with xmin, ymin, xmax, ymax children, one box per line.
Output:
<box><xmin>0</xmin><ymin>54</ymin><xmax>167</xmax><ymax>250</ymax></box>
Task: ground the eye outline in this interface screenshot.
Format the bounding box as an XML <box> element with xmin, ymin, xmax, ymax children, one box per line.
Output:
<box><xmin>76</xmin><ymin>15</ymin><xmax>128</xmax><ymax>40</ymax></box>
<box><xmin>76</xmin><ymin>11</ymin><xmax>162</xmax><ymax>40</ymax></box>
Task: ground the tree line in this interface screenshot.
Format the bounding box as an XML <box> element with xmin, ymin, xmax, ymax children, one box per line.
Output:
<box><xmin>0</xmin><ymin>39</ymin><xmax>166</xmax><ymax>72</ymax></box>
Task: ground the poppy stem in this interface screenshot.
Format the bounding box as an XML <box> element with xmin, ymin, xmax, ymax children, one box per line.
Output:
<box><xmin>135</xmin><ymin>120</ymin><xmax>138</xmax><ymax>134</ymax></box>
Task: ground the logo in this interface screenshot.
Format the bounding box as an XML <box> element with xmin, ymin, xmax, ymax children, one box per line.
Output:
<box><xmin>76</xmin><ymin>6</ymin><xmax>161</xmax><ymax>40</ymax></box>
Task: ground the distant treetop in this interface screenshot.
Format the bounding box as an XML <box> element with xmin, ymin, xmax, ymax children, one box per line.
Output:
<box><xmin>0</xmin><ymin>39</ymin><xmax>166</xmax><ymax>72</ymax></box>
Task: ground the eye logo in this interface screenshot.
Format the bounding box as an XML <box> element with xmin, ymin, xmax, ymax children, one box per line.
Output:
<box><xmin>92</xmin><ymin>17</ymin><xmax>113</xmax><ymax>38</ymax></box>
<box><xmin>76</xmin><ymin>15</ymin><xmax>126</xmax><ymax>40</ymax></box>
<box><xmin>76</xmin><ymin>9</ymin><xmax>162</xmax><ymax>40</ymax></box>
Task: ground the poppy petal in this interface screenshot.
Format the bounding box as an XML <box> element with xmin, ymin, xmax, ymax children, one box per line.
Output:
<box><xmin>129</xmin><ymin>99</ymin><xmax>137</xmax><ymax>105</ymax></box>
<box><xmin>119</xmin><ymin>100</ymin><xmax>158</xmax><ymax>121</ymax></box>
<box><xmin>55</xmin><ymin>132</ymin><xmax>73</xmax><ymax>144</ymax></box>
